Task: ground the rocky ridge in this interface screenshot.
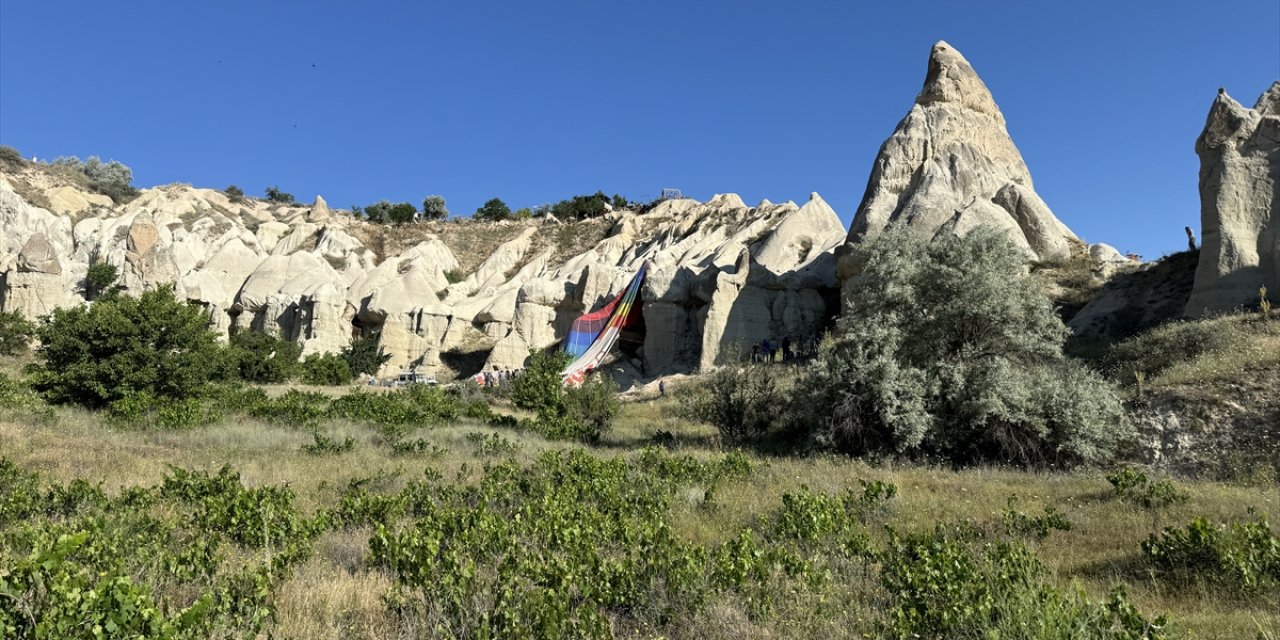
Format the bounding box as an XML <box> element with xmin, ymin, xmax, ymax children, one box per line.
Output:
<box><xmin>0</xmin><ymin>165</ymin><xmax>844</xmax><ymax>380</ymax></box>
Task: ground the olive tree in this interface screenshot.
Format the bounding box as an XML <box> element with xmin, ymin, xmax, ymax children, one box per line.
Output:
<box><xmin>421</xmin><ymin>195</ymin><xmax>449</xmax><ymax>221</ymax></box>
<box><xmin>803</xmin><ymin>226</ymin><xmax>1127</xmax><ymax>467</ymax></box>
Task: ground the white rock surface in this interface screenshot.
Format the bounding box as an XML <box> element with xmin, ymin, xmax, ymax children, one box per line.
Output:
<box><xmin>1185</xmin><ymin>83</ymin><xmax>1280</xmax><ymax>316</ymax></box>
<box><xmin>842</xmin><ymin>41</ymin><xmax>1077</xmax><ymax>272</ymax></box>
<box><xmin>1</xmin><ymin>161</ymin><xmax>848</xmax><ymax>379</ymax></box>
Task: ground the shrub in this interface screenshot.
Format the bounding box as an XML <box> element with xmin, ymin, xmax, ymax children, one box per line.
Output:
<box><xmin>246</xmin><ymin>389</ymin><xmax>330</xmax><ymax>428</ymax></box>
<box><xmin>28</xmin><ymin>286</ymin><xmax>229</xmax><ymax>407</ymax></box>
<box><xmin>341</xmin><ymin>333</ymin><xmax>390</xmax><ymax>377</ymax></box>
<box><xmin>301</xmin><ymin>432</ymin><xmax>355</xmax><ymax>455</ymax></box>
<box><xmin>1103</xmin><ymin>320</ymin><xmax>1234</xmax><ymax>385</ymax></box>
<box><xmin>680</xmin><ymin>361</ymin><xmax>791</xmax><ymax>444</ymax></box>
<box><xmin>227</xmin><ymin>330</ymin><xmax>301</xmax><ymax>384</ymax></box>
<box><xmin>1142</xmin><ymin>512</ymin><xmax>1279</xmax><ymax>593</ymax></box>
<box><xmin>473</xmin><ymin>197</ymin><xmax>512</xmax><ymax>221</ymax></box>
<box><xmin>107</xmin><ymin>392</ymin><xmax>215</xmax><ymax>430</ymax></box>
<box><xmin>1106</xmin><ymin>467</ymin><xmax>1189</xmax><ymax>510</ymax></box>
<box><xmin>511</xmin><ymin>349</ymin><xmax>569</xmax><ymax>418</ymax></box>
<box><xmin>511</xmin><ymin>349</ymin><xmax>618</xmax><ymax>442</ymax></box>
<box><xmin>0</xmin><ymin>311</ymin><xmax>34</xmax><ymax>355</ymax></box>
<box><xmin>803</xmin><ymin>227</ymin><xmax>1128</xmax><ymax>467</ymax></box>
<box><xmin>0</xmin><ymin>144</ymin><xmax>24</xmax><ymax>169</ymax></box>
<box><xmin>561</xmin><ymin>373</ymin><xmax>620</xmax><ymax>443</ymax></box>
<box><xmin>264</xmin><ymin>185</ymin><xmax>295</xmax><ymax>204</ymax></box>
<box><xmin>224</xmin><ymin>185</ymin><xmax>245</xmax><ymax>202</ymax></box>
<box><xmin>548</xmin><ymin>191</ymin><xmax>619</xmax><ymax>219</ymax></box>
<box><xmin>48</xmin><ymin>154</ymin><xmax>138</xmax><ymax>203</ymax></box>
<box><xmin>881</xmin><ymin>527</ymin><xmax>1171</xmax><ymax>639</ymax></box>
<box><xmin>421</xmin><ymin>195</ymin><xmax>448</xmax><ymax>221</ymax></box>
<box><xmin>300</xmin><ymin>352</ymin><xmax>353</xmax><ymax>385</ymax></box>
<box><xmin>83</xmin><ymin>261</ymin><xmax>119</xmax><ymax>301</ymax></box>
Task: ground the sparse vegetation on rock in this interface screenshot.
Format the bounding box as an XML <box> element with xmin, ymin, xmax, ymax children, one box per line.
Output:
<box><xmin>264</xmin><ymin>185</ymin><xmax>296</xmax><ymax>204</ymax></box>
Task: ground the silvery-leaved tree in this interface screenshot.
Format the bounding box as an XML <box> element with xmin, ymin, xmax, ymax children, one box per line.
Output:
<box><xmin>806</xmin><ymin>226</ymin><xmax>1127</xmax><ymax>467</ymax></box>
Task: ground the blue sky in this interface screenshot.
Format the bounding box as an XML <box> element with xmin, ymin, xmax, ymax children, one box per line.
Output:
<box><xmin>1</xmin><ymin>1</ymin><xmax>1276</xmax><ymax>260</ymax></box>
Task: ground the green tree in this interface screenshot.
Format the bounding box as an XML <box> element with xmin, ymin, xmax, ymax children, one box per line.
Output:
<box><xmin>264</xmin><ymin>185</ymin><xmax>295</xmax><ymax>204</ymax></box>
<box><xmin>512</xmin><ymin>350</ymin><xmax>570</xmax><ymax>418</ymax></box>
<box><xmin>473</xmin><ymin>197</ymin><xmax>512</xmax><ymax>221</ymax></box>
<box><xmin>512</xmin><ymin>350</ymin><xmax>618</xmax><ymax>442</ymax></box>
<box><xmin>341</xmin><ymin>333</ymin><xmax>391</xmax><ymax>377</ymax></box>
<box><xmin>803</xmin><ymin>226</ymin><xmax>1127</xmax><ymax>467</ymax></box>
<box><xmin>83</xmin><ymin>262</ymin><xmax>119</xmax><ymax>301</ymax></box>
<box><xmin>363</xmin><ymin>200</ymin><xmax>391</xmax><ymax>223</ymax></box>
<box><xmin>28</xmin><ymin>286</ymin><xmax>229</xmax><ymax>407</ymax></box>
<box><xmin>227</xmin><ymin>330</ymin><xmax>302</xmax><ymax>384</ymax></box>
<box><xmin>421</xmin><ymin>195</ymin><xmax>449</xmax><ymax>221</ymax></box>
<box><xmin>0</xmin><ymin>311</ymin><xmax>34</xmax><ymax>356</ymax></box>
<box><xmin>386</xmin><ymin>202</ymin><xmax>418</xmax><ymax>224</ymax></box>
<box><xmin>301</xmin><ymin>352</ymin><xmax>354</xmax><ymax>385</ymax></box>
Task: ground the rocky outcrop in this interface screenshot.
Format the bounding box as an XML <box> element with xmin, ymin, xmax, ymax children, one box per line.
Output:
<box><xmin>0</xmin><ymin>163</ymin><xmax>845</xmax><ymax>382</ymax></box>
<box><xmin>1184</xmin><ymin>83</ymin><xmax>1280</xmax><ymax>316</ymax></box>
<box><xmin>841</xmin><ymin>40</ymin><xmax>1076</xmax><ymax>282</ymax></box>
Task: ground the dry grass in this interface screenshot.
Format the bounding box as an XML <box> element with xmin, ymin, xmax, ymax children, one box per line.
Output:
<box><xmin>1</xmin><ymin>383</ymin><xmax>1277</xmax><ymax>638</ymax></box>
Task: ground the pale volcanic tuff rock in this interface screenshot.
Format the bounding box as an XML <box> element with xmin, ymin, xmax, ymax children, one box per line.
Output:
<box><xmin>840</xmin><ymin>40</ymin><xmax>1076</xmax><ymax>286</ymax></box>
<box><xmin>1185</xmin><ymin>83</ymin><xmax>1280</xmax><ymax>316</ymax></box>
<box><xmin>1</xmin><ymin>164</ymin><xmax>847</xmax><ymax>380</ymax></box>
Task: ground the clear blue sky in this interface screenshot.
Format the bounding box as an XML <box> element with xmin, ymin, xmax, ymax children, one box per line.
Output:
<box><xmin>2</xmin><ymin>1</ymin><xmax>1277</xmax><ymax>259</ymax></box>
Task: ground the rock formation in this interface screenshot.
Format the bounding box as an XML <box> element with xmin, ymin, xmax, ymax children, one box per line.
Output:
<box><xmin>1184</xmin><ymin>82</ymin><xmax>1280</xmax><ymax>316</ymax></box>
<box><xmin>0</xmin><ymin>163</ymin><xmax>845</xmax><ymax>382</ymax></box>
<box><xmin>840</xmin><ymin>40</ymin><xmax>1076</xmax><ymax>283</ymax></box>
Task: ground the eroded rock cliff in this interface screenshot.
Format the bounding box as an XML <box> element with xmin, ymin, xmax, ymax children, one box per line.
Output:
<box><xmin>0</xmin><ymin>165</ymin><xmax>844</xmax><ymax>381</ymax></box>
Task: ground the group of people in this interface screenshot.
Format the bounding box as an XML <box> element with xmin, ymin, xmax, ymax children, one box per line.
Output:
<box><xmin>481</xmin><ymin>367</ymin><xmax>521</xmax><ymax>387</ymax></box>
<box><xmin>749</xmin><ymin>334</ymin><xmax>820</xmax><ymax>364</ymax></box>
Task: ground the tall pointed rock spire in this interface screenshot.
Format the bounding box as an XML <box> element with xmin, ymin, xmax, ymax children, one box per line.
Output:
<box><xmin>845</xmin><ymin>41</ymin><xmax>1076</xmax><ymax>261</ymax></box>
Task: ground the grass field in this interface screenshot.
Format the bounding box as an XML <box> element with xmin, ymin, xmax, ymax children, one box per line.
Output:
<box><xmin>2</xmin><ymin>383</ymin><xmax>1276</xmax><ymax>639</ymax></box>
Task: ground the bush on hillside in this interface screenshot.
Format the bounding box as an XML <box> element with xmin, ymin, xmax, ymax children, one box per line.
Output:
<box><xmin>28</xmin><ymin>286</ymin><xmax>229</xmax><ymax>407</ymax></box>
<box><xmin>0</xmin><ymin>145</ymin><xmax>24</xmax><ymax>170</ymax></box>
<box><xmin>264</xmin><ymin>185</ymin><xmax>295</xmax><ymax>205</ymax></box>
<box><xmin>0</xmin><ymin>311</ymin><xmax>34</xmax><ymax>356</ymax></box>
<box><xmin>421</xmin><ymin>195</ymin><xmax>448</xmax><ymax>221</ymax></box>
<box><xmin>301</xmin><ymin>352</ymin><xmax>353</xmax><ymax>386</ymax></box>
<box><xmin>680</xmin><ymin>361</ymin><xmax>792</xmax><ymax>445</ymax></box>
<box><xmin>562</xmin><ymin>373</ymin><xmax>620</xmax><ymax>443</ymax></box>
<box><xmin>1102</xmin><ymin>319</ymin><xmax>1238</xmax><ymax>385</ymax></box>
<box><xmin>362</xmin><ymin>200</ymin><xmax>418</xmax><ymax>224</ymax></box>
<box><xmin>803</xmin><ymin>227</ymin><xmax>1128</xmax><ymax>467</ymax></box>
<box><xmin>548</xmin><ymin>191</ymin><xmax>626</xmax><ymax>219</ymax></box>
<box><xmin>51</xmin><ymin>155</ymin><xmax>138</xmax><ymax>203</ymax></box>
<box><xmin>227</xmin><ymin>329</ymin><xmax>302</xmax><ymax>384</ymax></box>
<box><xmin>473</xmin><ymin>197</ymin><xmax>512</xmax><ymax>221</ymax></box>
<box><xmin>223</xmin><ymin>185</ymin><xmax>246</xmax><ymax>202</ymax></box>
<box><xmin>342</xmin><ymin>333</ymin><xmax>391</xmax><ymax>377</ymax></box>
<box><xmin>1142</xmin><ymin>513</ymin><xmax>1279</xmax><ymax>593</ymax></box>
<box><xmin>512</xmin><ymin>349</ymin><xmax>618</xmax><ymax>442</ymax></box>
